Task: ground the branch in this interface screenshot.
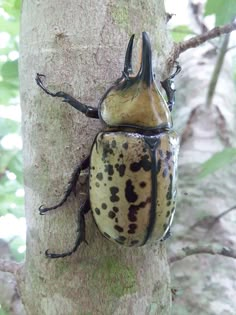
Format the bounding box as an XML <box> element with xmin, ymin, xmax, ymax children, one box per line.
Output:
<box><xmin>170</xmin><ymin>21</ymin><xmax>236</xmax><ymax>65</ymax></box>
<box><xmin>190</xmin><ymin>204</ymin><xmax>236</xmax><ymax>231</ymax></box>
<box><xmin>210</xmin><ymin>204</ymin><xmax>236</xmax><ymax>226</ymax></box>
<box><xmin>0</xmin><ymin>259</ymin><xmax>22</xmax><ymax>275</ymax></box>
<box><xmin>169</xmin><ymin>244</ymin><xmax>236</xmax><ymax>264</ymax></box>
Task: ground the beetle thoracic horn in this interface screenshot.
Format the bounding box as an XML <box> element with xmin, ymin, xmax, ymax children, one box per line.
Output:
<box><xmin>136</xmin><ymin>32</ymin><xmax>153</xmax><ymax>86</ymax></box>
<box><xmin>123</xmin><ymin>34</ymin><xmax>135</xmax><ymax>76</ymax></box>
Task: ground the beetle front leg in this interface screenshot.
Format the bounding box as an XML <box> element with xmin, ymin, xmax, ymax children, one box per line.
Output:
<box><xmin>39</xmin><ymin>155</ymin><xmax>90</xmax><ymax>214</ymax></box>
<box><xmin>45</xmin><ymin>198</ymin><xmax>90</xmax><ymax>259</ymax></box>
<box><xmin>35</xmin><ymin>73</ymin><xmax>99</xmax><ymax>118</ymax></box>
<box><xmin>161</xmin><ymin>63</ymin><xmax>181</xmax><ymax>112</ymax></box>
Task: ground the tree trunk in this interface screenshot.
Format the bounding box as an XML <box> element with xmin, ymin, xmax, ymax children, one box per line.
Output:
<box><xmin>19</xmin><ymin>1</ymin><xmax>173</xmax><ymax>314</ymax></box>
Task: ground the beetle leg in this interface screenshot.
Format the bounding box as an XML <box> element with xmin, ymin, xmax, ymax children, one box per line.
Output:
<box><xmin>45</xmin><ymin>198</ymin><xmax>90</xmax><ymax>258</ymax></box>
<box><xmin>35</xmin><ymin>73</ymin><xmax>99</xmax><ymax>118</ymax></box>
<box><xmin>39</xmin><ymin>155</ymin><xmax>90</xmax><ymax>214</ymax></box>
<box><xmin>161</xmin><ymin>63</ymin><xmax>181</xmax><ymax>112</ymax></box>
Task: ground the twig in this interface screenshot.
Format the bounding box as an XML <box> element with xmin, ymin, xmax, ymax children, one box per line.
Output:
<box><xmin>169</xmin><ymin>21</ymin><xmax>236</xmax><ymax>67</ymax></box>
<box><xmin>210</xmin><ymin>204</ymin><xmax>236</xmax><ymax>226</ymax></box>
<box><xmin>226</xmin><ymin>45</ymin><xmax>236</xmax><ymax>52</ymax></box>
<box><xmin>169</xmin><ymin>244</ymin><xmax>236</xmax><ymax>264</ymax></box>
<box><xmin>0</xmin><ymin>259</ymin><xmax>22</xmax><ymax>275</ymax></box>
<box><xmin>190</xmin><ymin>1</ymin><xmax>208</xmax><ymax>34</ymax></box>
<box><xmin>206</xmin><ymin>34</ymin><xmax>230</xmax><ymax>107</ymax></box>
<box><xmin>190</xmin><ymin>204</ymin><xmax>236</xmax><ymax>230</ymax></box>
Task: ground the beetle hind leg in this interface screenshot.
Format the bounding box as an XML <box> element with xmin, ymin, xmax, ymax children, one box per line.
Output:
<box><xmin>45</xmin><ymin>198</ymin><xmax>90</xmax><ymax>259</ymax></box>
<box><xmin>39</xmin><ymin>155</ymin><xmax>90</xmax><ymax>214</ymax></box>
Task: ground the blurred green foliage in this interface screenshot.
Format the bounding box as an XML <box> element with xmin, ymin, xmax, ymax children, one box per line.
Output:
<box><xmin>205</xmin><ymin>0</ymin><xmax>236</xmax><ymax>26</ymax></box>
<box><xmin>0</xmin><ymin>0</ymin><xmax>24</xmax><ymax>267</ymax></box>
<box><xmin>198</xmin><ymin>148</ymin><xmax>236</xmax><ymax>179</ymax></box>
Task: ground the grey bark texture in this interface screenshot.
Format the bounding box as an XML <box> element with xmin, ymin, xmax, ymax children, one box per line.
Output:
<box><xmin>19</xmin><ymin>1</ymin><xmax>173</xmax><ymax>314</ymax></box>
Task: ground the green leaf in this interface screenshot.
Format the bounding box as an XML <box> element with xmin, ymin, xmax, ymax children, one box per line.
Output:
<box><xmin>1</xmin><ymin>0</ymin><xmax>21</xmax><ymax>17</ymax></box>
<box><xmin>0</xmin><ymin>16</ymin><xmax>19</xmax><ymax>36</ymax></box>
<box><xmin>0</xmin><ymin>81</ymin><xmax>18</xmax><ymax>104</ymax></box>
<box><xmin>1</xmin><ymin>60</ymin><xmax>18</xmax><ymax>80</ymax></box>
<box><xmin>205</xmin><ymin>0</ymin><xmax>236</xmax><ymax>26</ymax></box>
<box><xmin>171</xmin><ymin>25</ymin><xmax>194</xmax><ymax>42</ymax></box>
<box><xmin>7</xmin><ymin>152</ymin><xmax>23</xmax><ymax>184</ymax></box>
<box><xmin>198</xmin><ymin>148</ymin><xmax>236</xmax><ymax>178</ymax></box>
<box><xmin>0</xmin><ymin>117</ymin><xmax>19</xmax><ymax>135</ymax></box>
<box><xmin>9</xmin><ymin>236</ymin><xmax>25</xmax><ymax>262</ymax></box>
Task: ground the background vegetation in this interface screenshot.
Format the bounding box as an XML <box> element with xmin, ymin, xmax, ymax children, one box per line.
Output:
<box><xmin>0</xmin><ymin>0</ymin><xmax>235</xmax><ymax>314</ymax></box>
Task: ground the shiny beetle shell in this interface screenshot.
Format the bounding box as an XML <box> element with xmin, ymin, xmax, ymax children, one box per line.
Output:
<box><xmin>89</xmin><ymin>131</ymin><xmax>179</xmax><ymax>246</ymax></box>
<box><xmin>36</xmin><ymin>32</ymin><xmax>180</xmax><ymax>258</ymax></box>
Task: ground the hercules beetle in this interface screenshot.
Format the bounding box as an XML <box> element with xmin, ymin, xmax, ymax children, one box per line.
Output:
<box><xmin>36</xmin><ymin>32</ymin><xmax>180</xmax><ymax>258</ymax></box>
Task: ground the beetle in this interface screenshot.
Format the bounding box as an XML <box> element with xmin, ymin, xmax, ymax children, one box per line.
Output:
<box><xmin>36</xmin><ymin>32</ymin><xmax>180</xmax><ymax>258</ymax></box>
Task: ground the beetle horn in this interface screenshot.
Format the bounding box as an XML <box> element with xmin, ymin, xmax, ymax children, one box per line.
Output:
<box><xmin>136</xmin><ymin>32</ymin><xmax>153</xmax><ymax>86</ymax></box>
<box><xmin>123</xmin><ymin>34</ymin><xmax>135</xmax><ymax>76</ymax></box>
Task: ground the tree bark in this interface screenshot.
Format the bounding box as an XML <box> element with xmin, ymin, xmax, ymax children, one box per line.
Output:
<box><xmin>19</xmin><ymin>1</ymin><xmax>173</xmax><ymax>314</ymax></box>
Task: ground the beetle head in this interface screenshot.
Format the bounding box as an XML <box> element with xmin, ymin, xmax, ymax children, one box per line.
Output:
<box><xmin>99</xmin><ymin>32</ymin><xmax>172</xmax><ymax>130</ymax></box>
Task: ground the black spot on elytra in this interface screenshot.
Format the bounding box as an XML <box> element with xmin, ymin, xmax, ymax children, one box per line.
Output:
<box><xmin>171</xmin><ymin>207</ymin><xmax>175</xmax><ymax>213</ymax></box>
<box><xmin>158</xmin><ymin>149</ymin><xmax>164</xmax><ymax>158</ymax></box>
<box><xmin>130</xmin><ymin>154</ymin><xmax>152</xmax><ymax>172</ymax></box>
<box><xmin>96</xmin><ymin>172</ymin><xmax>103</xmax><ymax>181</ymax></box>
<box><xmin>115</xmin><ymin>164</ymin><xmax>126</xmax><ymax>177</ymax></box>
<box><xmin>128</xmin><ymin>197</ymin><xmax>151</xmax><ymax>222</ymax></box>
<box><xmin>114</xmin><ymin>225</ymin><xmax>124</xmax><ymax>233</ymax></box>
<box><xmin>113</xmin><ymin>207</ymin><xmax>119</xmax><ymax>213</ymax></box>
<box><xmin>139</xmin><ymin>181</ymin><xmax>146</xmax><ymax>188</ymax></box>
<box><xmin>128</xmin><ymin>223</ymin><xmax>137</xmax><ymax>234</ymax></box>
<box><xmin>103</xmin><ymin>232</ymin><xmax>111</xmax><ymax>239</ymax></box>
<box><xmin>102</xmin><ymin>142</ymin><xmax>114</xmax><ymax>160</ymax></box>
<box><xmin>101</xmin><ymin>203</ymin><xmax>107</xmax><ymax>209</ymax></box>
<box><xmin>162</xmin><ymin>168</ymin><xmax>168</xmax><ymax>178</ymax></box>
<box><xmin>111</xmin><ymin>140</ymin><xmax>117</xmax><ymax>148</ymax></box>
<box><xmin>116</xmin><ymin>236</ymin><xmax>126</xmax><ymax>244</ymax></box>
<box><xmin>108</xmin><ymin>176</ymin><xmax>112</xmax><ymax>181</ymax></box>
<box><xmin>119</xmin><ymin>153</ymin><xmax>124</xmax><ymax>158</ymax></box>
<box><xmin>122</xmin><ymin>142</ymin><xmax>128</xmax><ymax>150</ymax></box>
<box><xmin>95</xmin><ymin>208</ymin><xmax>100</xmax><ymax>215</ymax></box>
<box><xmin>163</xmin><ymin>223</ymin><xmax>168</xmax><ymax>230</ymax></box>
<box><xmin>95</xmin><ymin>182</ymin><xmax>100</xmax><ymax>188</ymax></box>
<box><xmin>110</xmin><ymin>187</ymin><xmax>119</xmax><ymax>202</ymax></box>
<box><xmin>166</xmin><ymin>174</ymin><xmax>173</xmax><ymax>200</ymax></box>
<box><xmin>108</xmin><ymin>211</ymin><xmax>116</xmax><ymax>219</ymax></box>
<box><xmin>125</xmin><ymin>179</ymin><xmax>138</xmax><ymax>203</ymax></box>
<box><xmin>165</xmin><ymin>151</ymin><xmax>172</xmax><ymax>160</ymax></box>
<box><xmin>104</xmin><ymin>164</ymin><xmax>114</xmax><ymax>176</ymax></box>
<box><xmin>115</xmin><ymin>218</ymin><xmax>118</xmax><ymax>223</ymax></box>
<box><xmin>166</xmin><ymin>211</ymin><xmax>170</xmax><ymax>217</ymax></box>
<box><xmin>166</xmin><ymin>201</ymin><xmax>171</xmax><ymax>206</ymax></box>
